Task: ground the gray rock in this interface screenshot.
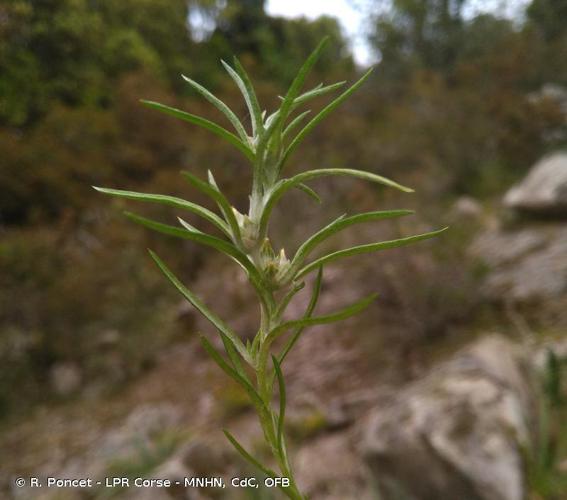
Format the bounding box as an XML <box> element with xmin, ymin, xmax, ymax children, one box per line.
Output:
<box><xmin>504</xmin><ymin>152</ymin><xmax>567</xmax><ymax>216</ymax></box>
<box><xmin>471</xmin><ymin>225</ymin><xmax>567</xmax><ymax>302</ymax></box>
<box><xmin>450</xmin><ymin>196</ymin><xmax>483</xmax><ymax>220</ymax></box>
<box><xmin>296</xmin><ymin>432</ymin><xmax>375</xmax><ymax>500</ymax></box>
<box><xmin>359</xmin><ymin>336</ymin><xmax>538</xmax><ymax>500</ymax></box>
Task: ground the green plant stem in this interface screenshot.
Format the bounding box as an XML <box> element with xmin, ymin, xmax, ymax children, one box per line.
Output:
<box><xmin>252</xmin><ymin>297</ymin><xmax>305</xmax><ymax>500</ymax></box>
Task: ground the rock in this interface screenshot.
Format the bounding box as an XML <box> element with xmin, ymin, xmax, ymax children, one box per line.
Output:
<box><xmin>359</xmin><ymin>335</ymin><xmax>538</xmax><ymax>500</ymax></box>
<box><xmin>504</xmin><ymin>152</ymin><xmax>567</xmax><ymax>217</ymax></box>
<box><xmin>49</xmin><ymin>362</ymin><xmax>82</xmax><ymax>396</ymax></box>
<box><xmin>450</xmin><ymin>196</ymin><xmax>483</xmax><ymax>220</ymax></box>
<box><xmin>295</xmin><ymin>432</ymin><xmax>375</xmax><ymax>500</ymax></box>
<box><xmin>471</xmin><ymin>225</ymin><xmax>567</xmax><ymax>303</ymax></box>
<box><xmin>532</xmin><ymin>336</ymin><xmax>567</xmax><ymax>372</ymax></box>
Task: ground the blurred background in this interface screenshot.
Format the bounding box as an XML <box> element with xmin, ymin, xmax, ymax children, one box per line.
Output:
<box><xmin>0</xmin><ymin>1</ymin><xmax>566</xmax><ymax>499</ymax></box>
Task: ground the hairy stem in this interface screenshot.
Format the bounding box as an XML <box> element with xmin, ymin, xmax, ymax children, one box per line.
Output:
<box><xmin>252</xmin><ymin>291</ymin><xmax>305</xmax><ymax>499</ymax></box>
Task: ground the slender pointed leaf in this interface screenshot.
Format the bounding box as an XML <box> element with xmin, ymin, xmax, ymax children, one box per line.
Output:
<box><xmin>259</xmin><ymin>168</ymin><xmax>414</xmax><ymax>239</ymax></box>
<box><xmin>131</xmin><ymin>214</ymin><xmax>266</xmax><ymax>304</ymax></box>
<box><xmin>267</xmin><ymin>292</ymin><xmax>378</xmax><ymax>344</ymax></box>
<box><xmin>272</xmin><ymin>355</ymin><xmax>286</xmax><ymax>453</ymax></box>
<box><xmin>177</xmin><ymin>216</ymin><xmax>201</xmax><ymax>233</ymax></box>
<box><xmin>283</xmin><ymin>110</ymin><xmax>311</xmax><ymax>141</ymax></box>
<box><xmin>182</xmin><ymin>74</ymin><xmax>248</xmax><ymax>141</ymax></box>
<box><xmin>282</xmin><ymin>67</ymin><xmax>375</xmax><ymax>167</ymax></box>
<box><xmin>282</xmin><ymin>209</ymin><xmax>414</xmax><ymax>281</ymax></box>
<box><xmin>207</xmin><ymin>170</ymin><xmax>219</xmax><ymax>189</ymax></box>
<box><xmin>223</xmin><ymin>429</ymin><xmax>277</xmax><ymax>479</ymax></box>
<box><xmin>264</xmin><ymin>109</ymin><xmax>280</xmax><ymax>129</ymax></box>
<box><xmin>232</xmin><ymin>57</ymin><xmax>263</xmax><ymax>135</ymax></box>
<box><xmin>222</xmin><ymin>59</ymin><xmax>262</xmax><ymax>137</ymax></box>
<box><xmin>200</xmin><ymin>335</ymin><xmax>264</xmax><ymax>408</ymax></box>
<box><xmin>148</xmin><ymin>250</ymin><xmax>250</xmax><ymax>363</ymax></box>
<box><xmin>92</xmin><ymin>186</ymin><xmax>229</xmax><ymax>236</ymax></box>
<box><xmin>139</xmin><ymin>212</ymin><xmax>273</xmax><ymax>313</ymax></box>
<box><xmin>257</xmin><ymin>38</ymin><xmax>329</xmax><ymax>156</ymax></box>
<box><xmin>275</xmin><ymin>281</ymin><xmax>305</xmax><ymax>320</ymax></box>
<box><xmin>296</xmin><ymin>227</ymin><xmax>449</xmax><ymax>279</ymax></box>
<box><xmin>219</xmin><ymin>329</ymin><xmax>251</xmax><ymax>385</ymax></box>
<box><xmin>279</xmin><ymin>266</ymin><xmax>323</xmax><ymax>365</ymax></box>
<box><xmin>180</xmin><ymin>170</ymin><xmax>242</xmax><ymax>245</ymax></box>
<box><xmin>293</xmin><ymin>81</ymin><xmax>346</xmax><ymax>106</ymax></box>
<box><xmin>140</xmin><ymin>100</ymin><xmax>254</xmax><ymax>161</ymax></box>
<box><xmin>128</xmin><ymin>211</ymin><xmax>240</xmax><ymax>260</ymax></box>
<box><xmin>278</xmin><ymin>37</ymin><xmax>329</xmax><ymax>126</ymax></box>
<box><xmin>278</xmin><ymin>84</ymin><xmax>323</xmax><ymax>102</ymax></box>
<box><xmin>295</xmin><ymin>183</ymin><xmax>322</xmax><ymax>203</ymax></box>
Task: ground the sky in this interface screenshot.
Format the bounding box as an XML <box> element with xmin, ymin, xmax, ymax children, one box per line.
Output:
<box><xmin>266</xmin><ymin>0</ymin><xmax>529</xmax><ymax>66</ymax></box>
<box><xmin>266</xmin><ymin>0</ymin><xmax>375</xmax><ymax>65</ymax></box>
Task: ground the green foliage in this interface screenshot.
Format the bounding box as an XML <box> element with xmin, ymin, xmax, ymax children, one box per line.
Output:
<box><xmin>371</xmin><ymin>0</ymin><xmax>467</xmax><ymax>73</ymax></box>
<box><xmin>0</xmin><ymin>0</ymin><xmax>192</xmax><ymax>126</ymax></box>
<box><xmin>208</xmin><ymin>1</ymin><xmax>353</xmax><ymax>84</ymax></box>
<box><xmin>364</xmin><ymin>1</ymin><xmax>567</xmax><ymax>194</ymax></box>
<box><xmin>97</xmin><ymin>40</ymin><xmax>444</xmax><ymax>499</ymax></box>
<box><xmin>0</xmin><ymin>215</ymin><xmax>185</xmax><ymax>417</ymax></box>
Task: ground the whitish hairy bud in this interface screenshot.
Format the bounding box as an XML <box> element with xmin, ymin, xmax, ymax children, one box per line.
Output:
<box><xmin>232</xmin><ymin>207</ymin><xmax>259</xmax><ymax>251</ymax></box>
<box><xmin>259</xmin><ymin>239</ymin><xmax>291</xmax><ymax>287</ymax></box>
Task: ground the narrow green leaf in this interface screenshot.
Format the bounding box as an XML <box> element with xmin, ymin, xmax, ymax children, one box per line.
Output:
<box><xmin>264</xmin><ymin>109</ymin><xmax>281</xmax><ymax>130</ymax></box>
<box><xmin>267</xmin><ymin>291</ymin><xmax>378</xmax><ymax>344</ymax></box>
<box><xmin>132</xmin><ymin>214</ymin><xmax>265</xmax><ymax>303</ymax></box>
<box><xmin>136</xmin><ymin>212</ymin><xmax>274</xmax><ymax>314</ymax></box>
<box><xmin>93</xmin><ymin>186</ymin><xmax>230</xmax><ymax>236</ymax></box>
<box><xmin>283</xmin><ymin>110</ymin><xmax>311</xmax><ymax>141</ymax></box>
<box><xmin>278</xmin><ymin>84</ymin><xmax>322</xmax><ymax>102</ymax></box>
<box><xmin>296</xmin><ymin>227</ymin><xmax>449</xmax><ymax>279</ymax></box>
<box><xmin>272</xmin><ymin>355</ymin><xmax>286</xmax><ymax>454</ymax></box>
<box><xmin>128</xmin><ymin>211</ymin><xmax>239</xmax><ymax>259</ymax></box>
<box><xmin>282</xmin><ymin>209</ymin><xmax>414</xmax><ymax>282</ymax></box>
<box><xmin>222</xmin><ymin>59</ymin><xmax>262</xmax><ymax>137</ymax></box>
<box><xmin>292</xmin><ymin>81</ymin><xmax>346</xmax><ymax>106</ymax></box>
<box><xmin>140</xmin><ymin>100</ymin><xmax>254</xmax><ymax>161</ymax></box>
<box><xmin>232</xmin><ymin>57</ymin><xmax>263</xmax><ymax>136</ymax></box>
<box><xmin>282</xmin><ymin>67</ymin><xmax>375</xmax><ymax>167</ymax></box>
<box><xmin>275</xmin><ymin>281</ymin><xmax>305</xmax><ymax>320</ymax></box>
<box><xmin>278</xmin><ymin>37</ymin><xmax>329</xmax><ymax>126</ymax></box>
<box><xmin>259</xmin><ymin>168</ymin><xmax>414</xmax><ymax>239</ymax></box>
<box><xmin>177</xmin><ymin>217</ymin><xmax>201</xmax><ymax>233</ymax></box>
<box><xmin>148</xmin><ymin>250</ymin><xmax>250</xmax><ymax>363</ymax></box>
<box><xmin>223</xmin><ymin>429</ymin><xmax>277</xmax><ymax>479</ymax></box>
<box><xmin>257</xmin><ymin>38</ymin><xmax>329</xmax><ymax>157</ymax></box>
<box><xmin>182</xmin><ymin>74</ymin><xmax>248</xmax><ymax>141</ymax></box>
<box><xmin>279</xmin><ymin>266</ymin><xmax>323</xmax><ymax>365</ymax></box>
<box><xmin>200</xmin><ymin>335</ymin><xmax>265</xmax><ymax>409</ymax></box>
<box><xmin>180</xmin><ymin>170</ymin><xmax>242</xmax><ymax>246</ymax></box>
<box><xmin>219</xmin><ymin>329</ymin><xmax>251</xmax><ymax>385</ymax></box>
<box><xmin>295</xmin><ymin>183</ymin><xmax>322</xmax><ymax>203</ymax></box>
